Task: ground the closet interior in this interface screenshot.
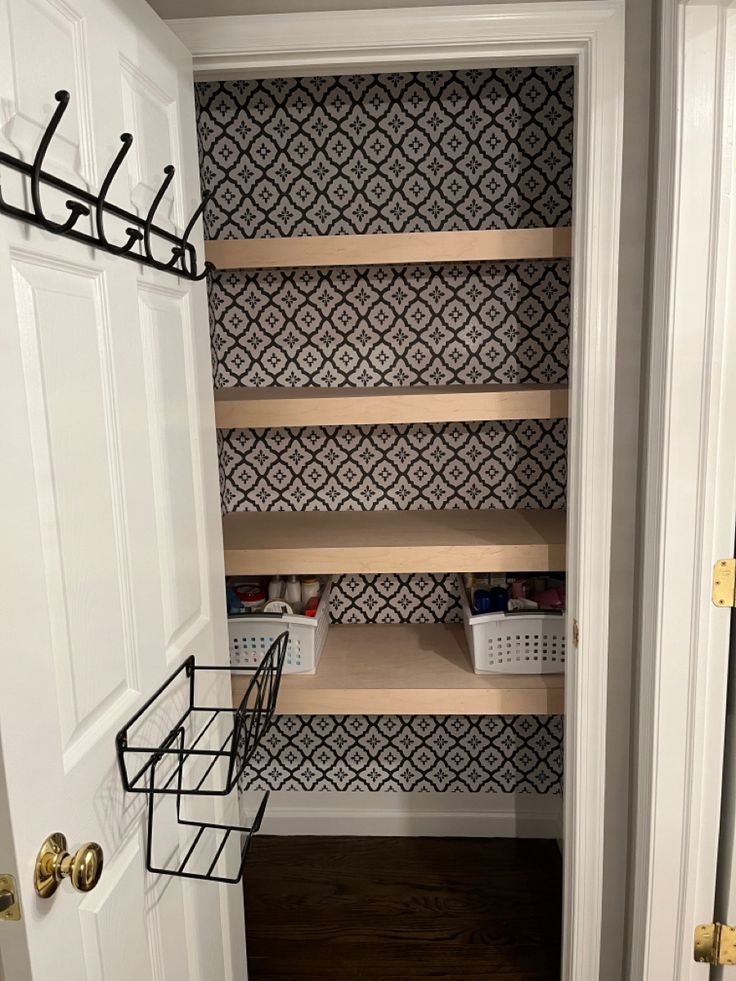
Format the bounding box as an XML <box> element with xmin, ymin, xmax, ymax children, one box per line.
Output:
<box><xmin>196</xmin><ymin>65</ymin><xmax>571</xmax><ymax>846</ymax></box>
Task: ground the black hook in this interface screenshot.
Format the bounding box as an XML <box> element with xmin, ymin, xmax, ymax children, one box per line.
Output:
<box><xmin>142</xmin><ymin>164</ymin><xmax>177</xmax><ymax>267</ymax></box>
<box><xmin>95</xmin><ymin>134</ymin><xmax>142</xmax><ymax>255</ymax></box>
<box><xmin>0</xmin><ymin>88</ymin><xmax>212</xmax><ymax>281</ymax></box>
<box><xmin>175</xmin><ymin>191</ymin><xmax>212</xmax><ymax>279</ymax></box>
<box><xmin>31</xmin><ymin>91</ymin><xmax>90</xmax><ymax>234</ymax></box>
<box><xmin>188</xmin><ymin>259</ymin><xmax>215</xmax><ymax>282</ymax></box>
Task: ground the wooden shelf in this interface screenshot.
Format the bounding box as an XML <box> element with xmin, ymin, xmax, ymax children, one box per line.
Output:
<box><xmin>222</xmin><ymin>509</ymin><xmax>566</xmax><ymax>574</ymax></box>
<box><xmin>231</xmin><ymin>623</ymin><xmax>564</xmax><ymax>715</ymax></box>
<box><xmin>205</xmin><ymin>227</ymin><xmax>572</xmax><ymax>270</ymax></box>
<box><xmin>214</xmin><ymin>383</ymin><xmax>569</xmax><ymax>429</ymax></box>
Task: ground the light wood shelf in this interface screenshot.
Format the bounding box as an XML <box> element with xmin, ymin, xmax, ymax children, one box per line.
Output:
<box><xmin>222</xmin><ymin>509</ymin><xmax>566</xmax><ymax>575</ymax></box>
<box><xmin>214</xmin><ymin>383</ymin><xmax>569</xmax><ymax>429</ymax></box>
<box><xmin>231</xmin><ymin>623</ymin><xmax>564</xmax><ymax>715</ymax></box>
<box><xmin>205</xmin><ymin>227</ymin><xmax>572</xmax><ymax>270</ymax></box>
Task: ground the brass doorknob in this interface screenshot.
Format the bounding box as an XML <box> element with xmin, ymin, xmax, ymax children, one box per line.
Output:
<box><xmin>34</xmin><ymin>833</ymin><xmax>104</xmax><ymax>898</ymax></box>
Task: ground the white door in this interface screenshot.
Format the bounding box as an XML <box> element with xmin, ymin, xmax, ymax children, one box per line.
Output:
<box><xmin>0</xmin><ymin>1</ymin><xmax>246</xmax><ymax>979</ymax></box>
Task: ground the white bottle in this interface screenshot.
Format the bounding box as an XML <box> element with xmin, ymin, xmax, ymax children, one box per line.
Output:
<box><xmin>301</xmin><ymin>576</ymin><xmax>320</xmax><ymax>606</ymax></box>
<box><xmin>284</xmin><ymin>575</ymin><xmax>301</xmax><ymax>611</ymax></box>
<box><xmin>268</xmin><ymin>575</ymin><xmax>284</xmax><ymax>600</ymax></box>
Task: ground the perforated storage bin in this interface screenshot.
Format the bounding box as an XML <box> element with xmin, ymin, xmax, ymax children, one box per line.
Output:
<box><xmin>458</xmin><ymin>576</ymin><xmax>566</xmax><ymax>675</ymax></box>
<box><xmin>228</xmin><ymin>578</ymin><xmax>332</xmax><ymax>675</ymax></box>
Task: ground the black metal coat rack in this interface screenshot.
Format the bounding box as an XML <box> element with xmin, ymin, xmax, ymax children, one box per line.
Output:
<box><xmin>0</xmin><ymin>90</ymin><xmax>213</xmax><ymax>281</ymax></box>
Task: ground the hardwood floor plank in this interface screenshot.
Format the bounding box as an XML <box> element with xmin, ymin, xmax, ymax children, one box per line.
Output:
<box><xmin>244</xmin><ymin>836</ymin><xmax>561</xmax><ymax>980</ymax></box>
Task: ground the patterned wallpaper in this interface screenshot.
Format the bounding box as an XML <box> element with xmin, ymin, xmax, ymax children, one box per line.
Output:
<box><xmin>241</xmin><ymin>715</ymin><xmax>563</xmax><ymax>793</ymax></box>
<box><xmin>329</xmin><ymin>573</ymin><xmax>461</xmax><ymax>624</ymax></box>
<box><xmin>197</xmin><ymin>68</ymin><xmax>572</xmax><ymax>798</ymax></box>
<box><xmin>195</xmin><ymin>67</ymin><xmax>573</xmax><ymax>238</ymax></box>
<box><xmin>219</xmin><ymin>419</ymin><xmax>567</xmax><ymax>513</ymax></box>
<box><xmin>208</xmin><ymin>259</ymin><xmax>570</xmax><ymax>389</ymax></box>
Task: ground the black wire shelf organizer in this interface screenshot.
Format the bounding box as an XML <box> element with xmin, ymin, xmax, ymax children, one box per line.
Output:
<box><xmin>116</xmin><ymin>632</ymin><xmax>288</xmax><ymax>884</ymax></box>
<box><xmin>0</xmin><ymin>90</ymin><xmax>214</xmax><ymax>280</ymax></box>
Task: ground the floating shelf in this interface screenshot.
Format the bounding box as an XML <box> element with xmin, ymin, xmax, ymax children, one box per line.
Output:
<box><xmin>231</xmin><ymin>624</ymin><xmax>565</xmax><ymax>715</ymax></box>
<box><xmin>205</xmin><ymin>227</ymin><xmax>572</xmax><ymax>270</ymax></box>
<box><xmin>222</xmin><ymin>509</ymin><xmax>566</xmax><ymax>575</ymax></box>
<box><xmin>214</xmin><ymin>383</ymin><xmax>569</xmax><ymax>429</ymax></box>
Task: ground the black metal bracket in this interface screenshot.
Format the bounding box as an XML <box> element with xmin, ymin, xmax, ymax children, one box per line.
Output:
<box><xmin>0</xmin><ymin>90</ymin><xmax>214</xmax><ymax>281</ymax></box>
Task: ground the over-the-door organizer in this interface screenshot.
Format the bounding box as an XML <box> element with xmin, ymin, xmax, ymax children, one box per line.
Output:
<box><xmin>0</xmin><ymin>89</ymin><xmax>212</xmax><ymax>280</ymax></box>
<box><xmin>116</xmin><ymin>635</ymin><xmax>287</xmax><ymax>882</ymax></box>
<box><xmin>198</xmin><ymin>68</ymin><xmax>572</xmax><ymax>796</ymax></box>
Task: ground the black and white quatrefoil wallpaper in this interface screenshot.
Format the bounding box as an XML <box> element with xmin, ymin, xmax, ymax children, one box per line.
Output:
<box><xmin>240</xmin><ymin>715</ymin><xmax>563</xmax><ymax>794</ymax></box>
<box><xmin>195</xmin><ymin>68</ymin><xmax>573</xmax><ymax>237</ymax></box>
<box><xmin>329</xmin><ymin>574</ymin><xmax>462</xmax><ymax>624</ymax></box>
<box><xmin>219</xmin><ymin>419</ymin><xmax>567</xmax><ymax>513</ymax></box>
<box><xmin>197</xmin><ymin>67</ymin><xmax>572</xmax><ymax>797</ymax></box>
<box><xmin>208</xmin><ymin>260</ymin><xmax>570</xmax><ymax>389</ymax></box>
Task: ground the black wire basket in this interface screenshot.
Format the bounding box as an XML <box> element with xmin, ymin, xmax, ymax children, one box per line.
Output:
<box><xmin>145</xmin><ymin>726</ymin><xmax>270</xmax><ymax>883</ymax></box>
<box><xmin>116</xmin><ymin>632</ymin><xmax>288</xmax><ymax>798</ymax></box>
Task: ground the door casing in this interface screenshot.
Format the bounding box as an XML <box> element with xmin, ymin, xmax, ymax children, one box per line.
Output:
<box><xmin>628</xmin><ymin>3</ymin><xmax>736</xmax><ymax>979</ymax></box>
<box><xmin>165</xmin><ymin>5</ymin><xmax>627</xmax><ymax>981</ymax></box>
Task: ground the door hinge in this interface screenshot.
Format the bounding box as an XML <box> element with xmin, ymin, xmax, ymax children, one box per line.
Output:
<box><xmin>695</xmin><ymin>923</ymin><xmax>736</xmax><ymax>965</ymax></box>
<box><xmin>713</xmin><ymin>559</ymin><xmax>736</xmax><ymax>608</ymax></box>
<box><xmin>0</xmin><ymin>874</ymin><xmax>20</xmax><ymax>922</ymax></box>
<box><xmin>572</xmin><ymin>619</ymin><xmax>579</xmax><ymax>648</ymax></box>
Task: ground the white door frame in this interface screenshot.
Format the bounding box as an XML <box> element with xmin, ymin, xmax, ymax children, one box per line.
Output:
<box><xmin>167</xmin><ymin>5</ymin><xmax>626</xmax><ymax>980</ymax></box>
<box><xmin>628</xmin><ymin>3</ymin><xmax>736</xmax><ymax>979</ymax></box>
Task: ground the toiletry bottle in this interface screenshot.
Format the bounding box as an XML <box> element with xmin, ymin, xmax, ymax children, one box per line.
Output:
<box><xmin>301</xmin><ymin>576</ymin><xmax>320</xmax><ymax>607</ymax></box>
<box><xmin>268</xmin><ymin>575</ymin><xmax>284</xmax><ymax>600</ymax></box>
<box><xmin>472</xmin><ymin>574</ymin><xmax>490</xmax><ymax>609</ymax></box>
<box><xmin>285</xmin><ymin>575</ymin><xmax>301</xmax><ymax>611</ymax></box>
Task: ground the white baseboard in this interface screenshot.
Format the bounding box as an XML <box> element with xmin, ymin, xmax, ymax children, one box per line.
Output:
<box><xmin>241</xmin><ymin>790</ymin><xmax>561</xmax><ymax>838</ymax></box>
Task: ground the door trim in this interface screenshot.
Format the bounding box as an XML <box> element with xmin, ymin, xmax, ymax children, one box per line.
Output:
<box><xmin>168</xmin><ymin>6</ymin><xmax>625</xmax><ymax>980</ymax></box>
<box><xmin>628</xmin><ymin>4</ymin><xmax>736</xmax><ymax>979</ymax></box>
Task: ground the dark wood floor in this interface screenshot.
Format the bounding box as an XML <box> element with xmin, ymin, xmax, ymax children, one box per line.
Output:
<box><xmin>244</xmin><ymin>836</ymin><xmax>562</xmax><ymax>981</ymax></box>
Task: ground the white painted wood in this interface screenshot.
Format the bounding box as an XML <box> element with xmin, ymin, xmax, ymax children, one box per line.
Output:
<box><xmin>167</xmin><ymin>2</ymin><xmax>624</xmax><ymax>80</ymax></box>
<box><xmin>628</xmin><ymin>5</ymin><xmax>736</xmax><ymax>980</ymax></box>
<box><xmin>169</xmin><ymin>6</ymin><xmax>625</xmax><ymax>979</ymax></box>
<box><xmin>248</xmin><ymin>790</ymin><xmax>562</xmax><ymax>839</ymax></box>
<box><xmin>0</xmin><ymin>1</ymin><xmax>244</xmax><ymax>979</ymax></box>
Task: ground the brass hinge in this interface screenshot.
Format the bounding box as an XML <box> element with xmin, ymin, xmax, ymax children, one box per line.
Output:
<box><xmin>0</xmin><ymin>874</ymin><xmax>20</xmax><ymax>922</ymax></box>
<box><xmin>572</xmin><ymin>619</ymin><xmax>579</xmax><ymax>648</ymax></box>
<box><xmin>695</xmin><ymin>923</ymin><xmax>736</xmax><ymax>965</ymax></box>
<box><xmin>713</xmin><ymin>559</ymin><xmax>736</xmax><ymax>608</ymax></box>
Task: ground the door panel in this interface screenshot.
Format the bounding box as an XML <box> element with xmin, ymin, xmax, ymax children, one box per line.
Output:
<box><xmin>0</xmin><ymin>0</ymin><xmax>244</xmax><ymax>978</ymax></box>
<box><xmin>11</xmin><ymin>251</ymin><xmax>140</xmax><ymax>762</ymax></box>
<box><xmin>78</xmin><ymin>836</ymin><xmax>153</xmax><ymax>981</ymax></box>
<box><xmin>119</xmin><ymin>56</ymin><xmax>182</xmax><ymax>221</ymax></box>
<box><xmin>0</xmin><ymin>0</ymin><xmax>95</xmax><ymax>187</ymax></box>
<box><xmin>138</xmin><ymin>284</ymin><xmax>207</xmax><ymax>662</ymax></box>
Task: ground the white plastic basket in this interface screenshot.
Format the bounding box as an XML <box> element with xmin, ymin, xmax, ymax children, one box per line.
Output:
<box><xmin>458</xmin><ymin>576</ymin><xmax>566</xmax><ymax>675</ymax></box>
<box><xmin>228</xmin><ymin>578</ymin><xmax>332</xmax><ymax>675</ymax></box>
